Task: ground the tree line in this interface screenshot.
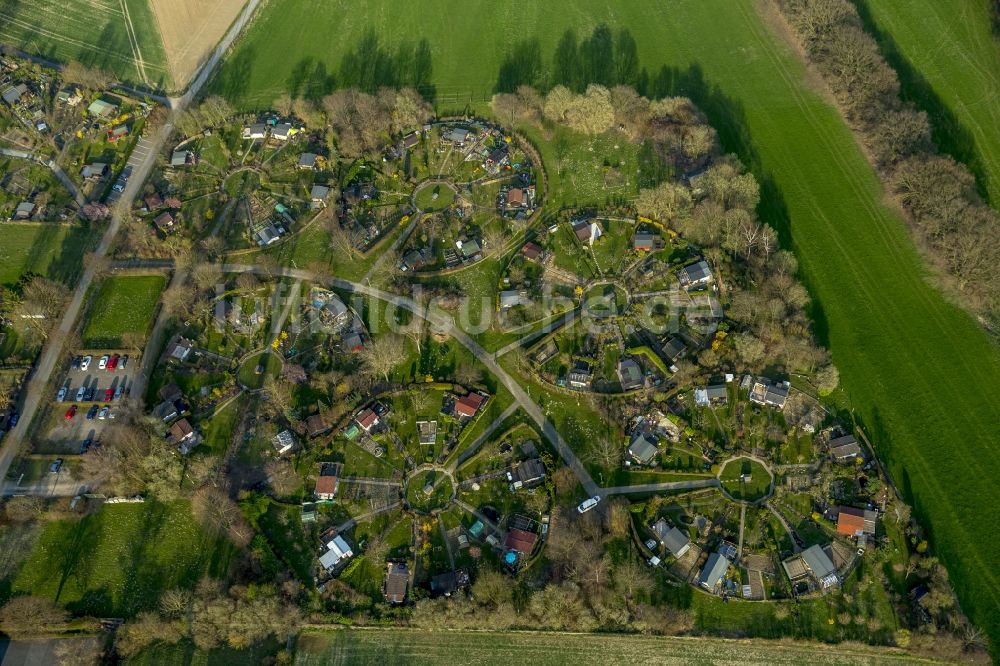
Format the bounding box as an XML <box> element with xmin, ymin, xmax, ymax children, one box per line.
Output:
<box><xmin>776</xmin><ymin>0</ymin><xmax>1000</xmax><ymax>321</ymax></box>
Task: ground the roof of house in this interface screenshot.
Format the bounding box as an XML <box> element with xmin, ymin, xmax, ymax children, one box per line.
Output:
<box><xmin>299</xmin><ymin>152</ymin><xmax>318</xmax><ymax>167</ymax></box>
<box><xmin>521</xmin><ymin>242</ymin><xmax>543</xmax><ymax>261</ymax></box>
<box><xmin>634</xmin><ymin>232</ymin><xmax>656</xmax><ymax>248</ymax></box>
<box><xmin>306</xmin><ymin>414</ymin><xmax>329</xmax><ymax>437</ymax></box>
<box><xmin>695</xmin><ymin>384</ymin><xmax>728</xmax><ymax>406</ymax></box>
<box><xmin>87</xmin><ymin>98</ymin><xmax>117</xmax><ymax>116</ymax></box>
<box><xmin>678</xmin><ymin>260</ymin><xmax>712</xmax><ymax>285</ymax></box>
<box><xmin>663</xmin><ymin>336</ymin><xmax>687</xmax><ymax>360</ymax></box>
<box><xmin>385</xmin><ymin>562</ymin><xmax>409</xmax><ymax>603</ymax></box>
<box><xmin>513</xmin><ymin>458</ymin><xmax>545</xmax><ymax>484</ymax></box>
<box><xmin>402</xmin><ymin>132</ymin><xmax>420</xmax><ymax>148</ymax></box>
<box><xmin>837</xmin><ymin>506</ymin><xmax>876</xmax><ymax>536</ymax></box>
<box><xmin>628</xmin><ymin>432</ymin><xmax>658</xmax><ymax>464</ymax></box>
<box><xmin>154</xmin><ymin>212</ymin><xmax>174</xmax><ymax>229</ymax></box>
<box><xmin>618</xmin><ymin>359</ymin><xmax>644</xmax><ymax>389</ymax></box>
<box><xmin>2</xmin><ymin>83</ymin><xmax>27</xmax><ymax>104</ymax></box>
<box><xmin>273</xmin><ymin>429</ymin><xmax>295</xmax><ymax>452</ymax></box>
<box><xmin>499</xmin><ymin>290</ymin><xmax>525</xmax><ymax>309</ymax></box>
<box><xmin>81</xmin><ymin>163</ymin><xmax>108</xmax><ymax>178</ymax></box>
<box><xmin>272</xmin><ymin>122</ymin><xmax>292</xmax><ymax>137</ymax></box>
<box><xmin>170</xmin><ymin>150</ymin><xmax>189</xmax><ymax>166</ymax></box>
<box><xmin>461</xmin><ymin>239</ymin><xmax>481</xmax><ymax>257</ymax></box>
<box><xmin>801</xmin><ymin>544</ymin><xmax>837</xmax><ymax>580</ymax></box>
<box><xmin>319</xmin><ymin>535</ymin><xmax>352</xmax><ymax>570</ymax></box>
<box><xmin>315</xmin><ymin>474</ymin><xmax>339</xmax><ymax>497</ymax></box>
<box><xmin>356</xmin><ymin>408</ymin><xmax>378</xmax><ymax>429</ymax></box>
<box><xmin>508</xmin><ymin>188</ymin><xmax>524</xmax><ymax>206</ymax></box>
<box><xmin>311</xmin><ymin>184</ymin><xmax>330</xmax><ymax>201</ymax></box>
<box><xmin>829</xmin><ymin>435</ymin><xmax>861</xmax><ymax>458</ymax></box>
<box><xmin>169</xmin><ymin>418</ymin><xmax>194</xmax><ymax>441</ymax></box>
<box><xmin>653</xmin><ymin>520</ymin><xmax>691</xmax><ymax>557</ymax></box>
<box><xmin>442</xmin><ymin>127</ymin><xmax>470</xmax><ymax>143</ymax></box>
<box><xmin>15</xmin><ymin>201</ymin><xmax>34</xmax><ymax>217</ymax></box>
<box><xmin>455</xmin><ymin>392</ymin><xmax>485</xmax><ymax>418</ymax></box>
<box><xmin>504</xmin><ymin>528</ymin><xmax>538</xmax><ymax>555</ymax></box>
<box><xmin>698</xmin><ymin>552</ymin><xmax>730</xmax><ymax>590</ymax></box>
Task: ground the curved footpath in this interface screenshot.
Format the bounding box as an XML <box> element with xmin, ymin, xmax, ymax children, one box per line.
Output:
<box><xmin>222</xmin><ymin>262</ymin><xmax>721</xmax><ymax>500</ymax></box>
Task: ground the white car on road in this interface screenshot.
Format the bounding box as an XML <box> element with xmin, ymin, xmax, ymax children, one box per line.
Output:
<box><xmin>577</xmin><ymin>495</ymin><xmax>601</xmax><ymax>514</ymax></box>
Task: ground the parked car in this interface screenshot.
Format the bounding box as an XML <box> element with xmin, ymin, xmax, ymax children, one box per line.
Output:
<box><xmin>8</xmin><ymin>412</ymin><xmax>18</xmax><ymax>428</ymax></box>
<box><xmin>80</xmin><ymin>355</ymin><xmax>92</xmax><ymax>371</ymax></box>
<box><xmin>98</xmin><ymin>355</ymin><xmax>110</xmax><ymax>370</ymax></box>
<box><xmin>75</xmin><ymin>386</ymin><xmax>86</xmax><ymax>401</ymax></box>
<box><xmin>108</xmin><ymin>354</ymin><xmax>120</xmax><ymax>371</ymax></box>
<box><xmin>49</xmin><ymin>459</ymin><xmax>63</xmax><ymax>474</ymax></box>
<box><xmin>97</xmin><ymin>406</ymin><xmax>109</xmax><ymax>420</ymax></box>
<box><xmin>85</xmin><ymin>386</ymin><xmax>96</xmax><ymax>401</ymax></box>
<box><xmin>577</xmin><ymin>495</ymin><xmax>601</xmax><ymax>514</ymax></box>
<box><xmin>80</xmin><ymin>438</ymin><xmax>93</xmax><ymax>454</ymax></box>
<box><xmin>86</xmin><ymin>405</ymin><xmax>99</xmax><ymax>420</ymax></box>
<box><xmin>108</xmin><ymin>409</ymin><xmax>117</xmax><ymax>420</ymax></box>
<box><xmin>120</xmin><ymin>355</ymin><xmax>129</xmax><ymax>370</ymax></box>
<box><xmin>104</xmin><ymin>388</ymin><xmax>114</xmax><ymax>402</ymax></box>
<box><xmin>57</xmin><ymin>387</ymin><xmax>67</xmax><ymax>402</ymax></box>
<box><xmin>65</xmin><ymin>405</ymin><xmax>77</xmax><ymax>420</ymax></box>
<box><xmin>71</xmin><ymin>357</ymin><xmax>81</xmax><ymax>369</ymax></box>
<box><xmin>114</xmin><ymin>383</ymin><xmax>124</xmax><ymax>400</ymax></box>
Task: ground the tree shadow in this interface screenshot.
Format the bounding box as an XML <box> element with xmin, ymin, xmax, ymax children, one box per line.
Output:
<box><xmin>337</xmin><ymin>31</ymin><xmax>436</xmax><ymax>102</ymax></box>
<box><xmin>213</xmin><ymin>47</ymin><xmax>255</xmax><ymax>104</ymax></box>
<box><xmin>494</xmin><ymin>38</ymin><xmax>543</xmax><ymax>93</ymax></box>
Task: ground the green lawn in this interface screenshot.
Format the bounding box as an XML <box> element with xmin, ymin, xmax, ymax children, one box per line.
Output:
<box><xmin>295</xmin><ymin>628</ymin><xmax>921</xmax><ymax>665</ymax></box>
<box><xmin>0</xmin><ymin>0</ymin><xmax>170</xmax><ymax>90</ymax></box>
<box><xmin>856</xmin><ymin>0</ymin><xmax>1000</xmax><ymax>205</ymax></box>
<box><xmin>0</xmin><ymin>223</ymin><xmax>92</xmax><ymax>286</ymax></box>
<box><xmin>82</xmin><ymin>274</ymin><xmax>166</xmax><ymax>348</ymax></box>
<box><xmin>719</xmin><ymin>457</ymin><xmax>771</xmax><ymax>502</ymax></box>
<box><xmin>212</xmin><ymin>0</ymin><xmax>1000</xmax><ymax>648</ymax></box>
<box><xmin>237</xmin><ymin>351</ymin><xmax>283</xmax><ymax>390</ymax></box>
<box><xmin>12</xmin><ymin>500</ymin><xmax>236</xmax><ymax>617</ymax></box>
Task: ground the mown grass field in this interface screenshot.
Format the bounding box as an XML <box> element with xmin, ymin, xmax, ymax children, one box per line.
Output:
<box><xmin>0</xmin><ymin>0</ymin><xmax>170</xmax><ymax>89</ymax></box>
<box><xmin>294</xmin><ymin>629</ymin><xmax>925</xmax><ymax>665</ymax></box>
<box><xmin>212</xmin><ymin>0</ymin><xmax>1000</xmax><ymax>649</ymax></box>
<box><xmin>0</xmin><ymin>223</ymin><xmax>91</xmax><ymax>286</ymax></box>
<box><xmin>12</xmin><ymin>500</ymin><xmax>236</xmax><ymax>617</ymax></box>
<box><xmin>82</xmin><ymin>274</ymin><xmax>166</xmax><ymax>348</ymax></box>
<box><xmin>855</xmin><ymin>0</ymin><xmax>1000</xmax><ymax>204</ymax></box>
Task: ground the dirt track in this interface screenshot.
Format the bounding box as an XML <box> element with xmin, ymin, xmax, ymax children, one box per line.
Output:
<box><xmin>150</xmin><ymin>0</ymin><xmax>248</xmax><ymax>89</ymax></box>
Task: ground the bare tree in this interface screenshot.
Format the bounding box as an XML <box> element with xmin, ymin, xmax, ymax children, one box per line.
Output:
<box><xmin>360</xmin><ymin>334</ymin><xmax>407</xmax><ymax>382</ymax></box>
<box><xmin>191</xmin><ymin>486</ymin><xmax>253</xmax><ymax>547</ymax></box>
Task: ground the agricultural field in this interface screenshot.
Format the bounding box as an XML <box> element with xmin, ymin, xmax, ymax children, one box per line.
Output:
<box><xmin>11</xmin><ymin>500</ymin><xmax>237</xmax><ymax>617</ymax></box>
<box><xmin>0</xmin><ymin>223</ymin><xmax>91</xmax><ymax>287</ymax></box>
<box><xmin>295</xmin><ymin>629</ymin><xmax>927</xmax><ymax>665</ymax></box>
<box><xmin>856</xmin><ymin>0</ymin><xmax>1000</xmax><ymax>204</ymax></box>
<box><xmin>0</xmin><ymin>0</ymin><xmax>170</xmax><ymax>89</ymax></box>
<box><xmin>147</xmin><ymin>0</ymin><xmax>248</xmax><ymax>88</ymax></box>
<box><xmin>211</xmin><ymin>1</ymin><xmax>1000</xmax><ymax>647</ymax></box>
<box><xmin>82</xmin><ymin>274</ymin><xmax>166</xmax><ymax>348</ymax></box>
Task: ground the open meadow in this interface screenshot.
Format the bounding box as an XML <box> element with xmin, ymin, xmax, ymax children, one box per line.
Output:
<box><xmin>855</xmin><ymin>0</ymin><xmax>1000</xmax><ymax>204</ymax></box>
<box><xmin>0</xmin><ymin>0</ymin><xmax>169</xmax><ymax>89</ymax></box>
<box><xmin>11</xmin><ymin>500</ymin><xmax>236</xmax><ymax>617</ymax></box>
<box><xmin>0</xmin><ymin>223</ymin><xmax>91</xmax><ymax>287</ymax></box>
<box><xmin>82</xmin><ymin>274</ymin><xmax>166</xmax><ymax>348</ymax></box>
<box><xmin>211</xmin><ymin>0</ymin><xmax>1000</xmax><ymax>648</ymax></box>
<box><xmin>295</xmin><ymin>629</ymin><xmax>927</xmax><ymax>665</ymax></box>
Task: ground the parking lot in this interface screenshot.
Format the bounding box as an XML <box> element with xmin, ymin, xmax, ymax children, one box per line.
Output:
<box><xmin>42</xmin><ymin>352</ymin><xmax>137</xmax><ymax>453</ymax></box>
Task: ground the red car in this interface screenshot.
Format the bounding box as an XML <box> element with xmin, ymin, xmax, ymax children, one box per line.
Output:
<box><xmin>64</xmin><ymin>405</ymin><xmax>78</xmax><ymax>420</ymax></box>
<box><xmin>105</xmin><ymin>388</ymin><xmax>114</xmax><ymax>402</ymax></box>
<box><xmin>107</xmin><ymin>354</ymin><xmax>120</xmax><ymax>371</ymax></box>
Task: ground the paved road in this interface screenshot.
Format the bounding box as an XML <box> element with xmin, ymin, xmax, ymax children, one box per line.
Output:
<box><xmin>601</xmin><ymin>478</ymin><xmax>719</xmax><ymax>496</ymax></box>
<box><xmin>493</xmin><ymin>307</ymin><xmax>579</xmax><ymax>358</ymax></box>
<box><xmin>0</xmin><ymin>0</ymin><xmax>265</xmax><ymax>485</ymax></box>
<box><xmin>0</xmin><ymin>147</ymin><xmax>85</xmax><ymax>206</ymax></box>
<box><xmin>222</xmin><ymin>262</ymin><xmax>600</xmax><ymax>497</ymax></box>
